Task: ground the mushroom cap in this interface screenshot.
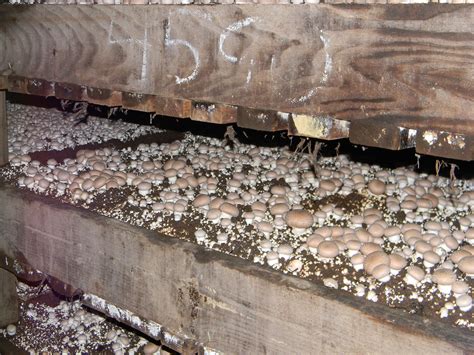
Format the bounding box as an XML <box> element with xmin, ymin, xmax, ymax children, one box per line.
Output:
<box><xmin>270</xmin><ymin>203</ymin><xmax>290</xmax><ymax>216</ymax></box>
<box><xmin>257</xmin><ymin>221</ymin><xmax>273</xmax><ymax>234</ymax></box>
<box><xmin>452</xmin><ymin>280</ymin><xmax>469</xmax><ymax>294</ymax></box>
<box><xmin>277</xmin><ymin>244</ymin><xmax>293</xmax><ymax>256</ymax></box>
<box><xmin>317</xmin><ymin>241</ymin><xmax>340</xmax><ymax>258</ymax></box>
<box><xmin>368</xmin><ymin>179</ymin><xmax>386</xmax><ymax>195</ymax></box>
<box><xmin>219</xmin><ymin>202</ymin><xmax>240</xmax><ymax>218</ymax></box>
<box><xmin>368</xmin><ymin>223</ymin><xmax>385</xmax><ymax>238</ymax></box>
<box><xmin>360</xmin><ymin>242</ymin><xmax>382</xmax><ymax>256</ymax></box>
<box><xmin>451</xmin><ymin>250</ymin><xmax>471</xmax><ymax>264</ymax></box>
<box><xmin>423</xmin><ymin>251</ymin><xmax>441</xmax><ymax>265</ymax></box>
<box><xmin>285</xmin><ymin>210</ymin><xmax>314</xmax><ymax>229</ymax></box>
<box><xmin>456</xmin><ymin>294</ymin><xmax>472</xmax><ymax>308</ymax></box>
<box><xmin>458</xmin><ymin>256</ymin><xmax>474</xmax><ymax>275</ymax></box>
<box><xmin>372</xmin><ymin>264</ymin><xmax>391</xmax><ymax>281</ymax></box>
<box><xmin>432</xmin><ymin>269</ymin><xmax>456</xmax><ymax>285</ymax></box>
<box><xmin>406</xmin><ymin>265</ymin><xmax>425</xmax><ymax>282</ymax></box>
<box><xmin>193</xmin><ymin>194</ymin><xmax>210</xmax><ymax>208</ymax></box>
<box><xmin>364</xmin><ymin>251</ymin><xmax>390</xmax><ymax>274</ymax></box>
<box><xmin>389</xmin><ymin>253</ymin><xmax>407</xmax><ymax>270</ymax></box>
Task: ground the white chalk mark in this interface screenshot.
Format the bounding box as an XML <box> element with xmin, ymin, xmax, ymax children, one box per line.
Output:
<box><xmin>108</xmin><ymin>16</ymin><xmax>151</xmax><ymax>82</ymax></box>
<box><xmin>164</xmin><ymin>17</ymin><xmax>200</xmax><ymax>85</ymax></box>
<box><xmin>246</xmin><ymin>59</ymin><xmax>254</xmax><ymax>85</ymax></box>
<box><xmin>288</xmin><ymin>30</ymin><xmax>333</xmax><ymax>104</ymax></box>
<box><xmin>319</xmin><ymin>30</ymin><xmax>332</xmax><ymax>84</ymax></box>
<box><xmin>290</xmin><ymin>88</ymin><xmax>317</xmax><ymax>104</ymax></box>
<box><xmin>219</xmin><ymin>17</ymin><xmax>256</xmax><ymax>64</ymax></box>
<box><xmin>140</xmin><ymin>27</ymin><xmax>149</xmax><ymax>81</ymax></box>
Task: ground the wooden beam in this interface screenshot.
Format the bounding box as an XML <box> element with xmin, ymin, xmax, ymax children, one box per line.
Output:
<box><xmin>0</xmin><ymin>4</ymin><xmax>472</xmax><ymax>123</ymax></box>
<box><xmin>289</xmin><ymin>114</ymin><xmax>350</xmax><ymax>140</ymax></box>
<box><xmin>0</xmin><ymin>185</ymin><xmax>473</xmax><ymax>354</ymax></box>
<box><xmin>0</xmin><ymin>76</ymin><xmax>7</xmax><ymax>90</ymax></box>
<box><xmin>350</xmin><ymin>117</ymin><xmax>474</xmax><ymax>160</ymax></box>
<box><xmin>0</xmin><ymin>268</ymin><xmax>18</xmax><ymax>328</ymax></box>
<box><xmin>191</xmin><ymin>102</ymin><xmax>237</xmax><ymax>124</ymax></box>
<box><xmin>0</xmin><ymin>90</ymin><xmax>7</xmax><ymax>166</ymax></box>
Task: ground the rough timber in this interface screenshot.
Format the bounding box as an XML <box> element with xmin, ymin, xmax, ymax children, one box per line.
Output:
<box><xmin>0</xmin><ymin>185</ymin><xmax>473</xmax><ymax>354</ymax></box>
<box><xmin>1</xmin><ymin>5</ymin><xmax>474</xmax><ymax>159</ymax></box>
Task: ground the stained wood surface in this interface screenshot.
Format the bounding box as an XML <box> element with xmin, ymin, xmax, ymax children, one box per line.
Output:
<box><xmin>0</xmin><ymin>91</ymin><xmax>7</xmax><ymax>166</ymax></box>
<box><xmin>0</xmin><ymin>268</ymin><xmax>18</xmax><ymax>328</ymax></box>
<box><xmin>0</xmin><ymin>185</ymin><xmax>473</xmax><ymax>354</ymax></box>
<box><xmin>0</xmin><ymin>5</ymin><xmax>473</xmax><ymax>123</ymax></box>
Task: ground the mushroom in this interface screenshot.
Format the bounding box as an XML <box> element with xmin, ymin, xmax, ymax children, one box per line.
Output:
<box><xmin>404</xmin><ymin>266</ymin><xmax>425</xmax><ymax>286</ymax></box>
<box><xmin>432</xmin><ymin>269</ymin><xmax>456</xmax><ymax>294</ymax></box>
<box><xmin>452</xmin><ymin>280</ymin><xmax>470</xmax><ymax>297</ymax></box>
<box><xmin>367</xmin><ymin>179</ymin><xmax>386</xmax><ymax>195</ymax></box>
<box><xmin>285</xmin><ymin>209</ymin><xmax>314</xmax><ymax>234</ymax></box>
<box><xmin>266</xmin><ymin>251</ymin><xmax>279</xmax><ymax>266</ymax></box>
<box><xmin>317</xmin><ymin>241</ymin><xmax>340</xmax><ymax>259</ymax></box>
<box><xmin>364</xmin><ymin>251</ymin><xmax>390</xmax><ymax>275</ymax></box>
<box><xmin>372</xmin><ymin>264</ymin><xmax>391</xmax><ymax>283</ymax></box>
<box><xmin>389</xmin><ymin>253</ymin><xmax>407</xmax><ymax>275</ymax></box>
<box><xmin>143</xmin><ymin>342</ymin><xmax>160</xmax><ymax>355</ymax></box>
<box><xmin>458</xmin><ymin>256</ymin><xmax>474</xmax><ymax>277</ymax></box>
<box><xmin>456</xmin><ymin>294</ymin><xmax>472</xmax><ymax>312</ymax></box>
<box><xmin>277</xmin><ymin>244</ymin><xmax>293</xmax><ymax>261</ymax></box>
<box><xmin>350</xmin><ymin>253</ymin><xmax>365</xmax><ymax>271</ymax></box>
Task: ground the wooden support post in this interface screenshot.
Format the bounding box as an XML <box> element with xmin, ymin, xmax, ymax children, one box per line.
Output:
<box><xmin>0</xmin><ymin>268</ymin><xmax>18</xmax><ymax>328</ymax></box>
<box><xmin>0</xmin><ymin>90</ymin><xmax>7</xmax><ymax>166</ymax></box>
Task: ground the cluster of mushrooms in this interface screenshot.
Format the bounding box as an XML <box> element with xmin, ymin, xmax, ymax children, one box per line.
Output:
<box><xmin>2</xmin><ymin>104</ymin><xmax>473</xmax><ymax>328</ymax></box>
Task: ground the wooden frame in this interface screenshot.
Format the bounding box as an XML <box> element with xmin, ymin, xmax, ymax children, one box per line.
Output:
<box><xmin>0</xmin><ymin>185</ymin><xmax>473</xmax><ymax>353</ymax></box>
<box><xmin>1</xmin><ymin>5</ymin><xmax>473</xmax><ymax>159</ymax></box>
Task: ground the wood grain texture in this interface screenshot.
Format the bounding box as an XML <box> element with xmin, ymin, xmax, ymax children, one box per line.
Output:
<box><xmin>0</xmin><ymin>91</ymin><xmax>7</xmax><ymax>166</ymax></box>
<box><xmin>350</xmin><ymin>116</ymin><xmax>474</xmax><ymax>160</ymax></box>
<box><xmin>0</xmin><ymin>185</ymin><xmax>473</xmax><ymax>354</ymax></box>
<box><xmin>0</xmin><ymin>268</ymin><xmax>18</xmax><ymax>328</ymax></box>
<box><xmin>0</xmin><ymin>4</ymin><xmax>472</xmax><ymax>124</ymax></box>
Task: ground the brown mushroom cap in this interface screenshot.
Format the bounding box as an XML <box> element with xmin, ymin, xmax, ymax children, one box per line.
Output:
<box><xmin>285</xmin><ymin>210</ymin><xmax>314</xmax><ymax>229</ymax></box>
<box><xmin>219</xmin><ymin>202</ymin><xmax>240</xmax><ymax>218</ymax></box>
<box><xmin>368</xmin><ymin>179</ymin><xmax>386</xmax><ymax>195</ymax></box>
<box><xmin>458</xmin><ymin>256</ymin><xmax>474</xmax><ymax>275</ymax></box>
<box><xmin>270</xmin><ymin>203</ymin><xmax>290</xmax><ymax>216</ymax></box>
<box><xmin>372</xmin><ymin>264</ymin><xmax>391</xmax><ymax>281</ymax></box>
<box><xmin>364</xmin><ymin>251</ymin><xmax>390</xmax><ymax>275</ymax></box>
<box><xmin>406</xmin><ymin>266</ymin><xmax>425</xmax><ymax>282</ymax></box>
<box><xmin>317</xmin><ymin>241</ymin><xmax>340</xmax><ymax>258</ymax></box>
<box><xmin>388</xmin><ymin>253</ymin><xmax>406</xmax><ymax>270</ymax></box>
<box><xmin>432</xmin><ymin>269</ymin><xmax>456</xmax><ymax>285</ymax></box>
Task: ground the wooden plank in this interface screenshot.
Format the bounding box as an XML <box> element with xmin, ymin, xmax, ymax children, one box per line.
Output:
<box><xmin>0</xmin><ymin>91</ymin><xmax>7</xmax><ymax>166</ymax></box>
<box><xmin>122</xmin><ymin>92</ymin><xmax>157</xmax><ymax>112</ymax></box>
<box><xmin>0</xmin><ymin>76</ymin><xmax>6</xmax><ymax>90</ymax></box>
<box><xmin>7</xmin><ymin>75</ymin><xmax>28</xmax><ymax>94</ymax></box>
<box><xmin>85</xmin><ymin>87</ymin><xmax>122</xmax><ymax>107</ymax></box>
<box><xmin>289</xmin><ymin>114</ymin><xmax>350</xmax><ymax>140</ymax></box>
<box><xmin>154</xmin><ymin>96</ymin><xmax>192</xmax><ymax>118</ymax></box>
<box><xmin>350</xmin><ymin>116</ymin><xmax>417</xmax><ymax>150</ymax></box>
<box><xmin>0</xmin><ymin>268</ymin><xmax>18</xmax><ymax>328</ymax></box>
<box><xmin>350</xmin><ymin>117</ymin><xmax>474</xmax><ymax>160</ymax></box>
<box><xmin>54</xmin><ymin>82</ymin><xmax>85</xmax><ymax>101</ymax></box>
<box><xmin>0</xmin><ymin>185</ymin><xmax>473</xmax><ymax>354</ymax></box>
<box><xmin>416</xmin><ymin>129</ymin><xmax>474</xmax><ymax>161</ymax></box>
<box><xmin>26</xmin><ymin>78</ymin><xmax>55</xmax><ymax>97</ymax></box>
<box><xmin>0</xmin><ymin>5</ymin><xmax>472</xmax><ymax>124</ymax></box>
<box><xmin>237</xmin><ymin>107</ymin><xmax>289</xmax><ymax>131</ymax></box>
<box><xmin>191</xmin><ymin>101</ymin><xmax>237</xmax><ymax>124</ymax></box>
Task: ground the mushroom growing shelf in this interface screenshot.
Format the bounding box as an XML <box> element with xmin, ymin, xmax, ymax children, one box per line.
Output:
<box><xmin>0</xmin><ymin>103</ymin><xmax>473</xmax><ymax>353</ymax></box>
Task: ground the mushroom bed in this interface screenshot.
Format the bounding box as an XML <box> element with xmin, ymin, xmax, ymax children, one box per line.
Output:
<box><xmin>1</xmin><ymin>282</ymin><xmax>165</xmax><ymax>354</ymax></box>
<box><xmin>1</xmin><ymin>103</ymin><xmax>473</xmax><ymax>333</ymax></box>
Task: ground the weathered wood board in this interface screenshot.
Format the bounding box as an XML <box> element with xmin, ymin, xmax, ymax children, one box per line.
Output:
<box><xmin>0</xmin><ymin>90</ymin><xmax>7</xmax><ymax>166</ymax></box>
<box><xmin>0</xmin><ymin>5</ymin><xmax>473</xmax><ymax>123</ymax></box>
<box><xmin>0</xmin><ymin>268</ymin><xmax>18</xmax><ymax>328</ymax></box>
<box><xmin>0</xmin><ymin>185</ymin><xmax>473</xmax><ymax>354</ymax></box>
